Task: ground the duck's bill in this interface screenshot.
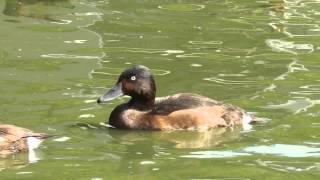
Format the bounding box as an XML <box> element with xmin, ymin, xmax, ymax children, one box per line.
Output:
<box><xmin>97</xmin><ymin>83</ymin><xmax>124</xmax><ymax>104</ymax></box>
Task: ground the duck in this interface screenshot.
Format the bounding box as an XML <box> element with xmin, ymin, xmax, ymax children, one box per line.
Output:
<box><xmin>0</xmin><ymin>124</ymin><xmax>50</xmax><ymax>155</ymax></box>
<box><xmin>97</xmin><ymin>65</ymin><xmax>261</xmax><ymax>131</ymax></box>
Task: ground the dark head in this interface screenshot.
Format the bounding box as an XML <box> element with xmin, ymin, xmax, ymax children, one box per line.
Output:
<box><xmin>97</xmin><ymin>65</ymin><xmax>156</xmax><ymax>108</ymax></box>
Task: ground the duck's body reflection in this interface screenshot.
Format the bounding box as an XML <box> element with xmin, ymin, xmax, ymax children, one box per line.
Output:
<box><xmin>78</xmin><ymin>122</ymin><xmax>242</xmax><ymax>149</ymax></box>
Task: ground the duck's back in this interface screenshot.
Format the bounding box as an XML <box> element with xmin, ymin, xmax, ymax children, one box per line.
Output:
<box><xmin>0</xmin><ymin>124</ymin><xmax>47</xmax><ymax>155</ymax></box>
<box><xmin>149</xmin><ymin>93</ymin><xmax>253</xmax><ymax>130</ymax></box>
<box><xmin>154</xmin><ymin>93</ymin><xmax>240</xmax><ymax>114</ymax></box>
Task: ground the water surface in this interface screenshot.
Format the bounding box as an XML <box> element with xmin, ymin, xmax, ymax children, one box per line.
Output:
<box><xmin>0</xmin><ymin>0</ymin><xmax>320</xmax><ymax>179</ymax></box>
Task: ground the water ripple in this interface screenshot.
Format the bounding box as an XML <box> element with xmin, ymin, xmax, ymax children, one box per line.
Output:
<box><xmin>64</xmin><ymin>40</ymin><xmax>87</xmax><ymax>44</ymax></box>
<box><xmin>274</xmin><ymin>59</ymin><xmax>308</xmax><ymax>80</ymax></box>
<box><xmin>190</xmin><ymin>63</ymin><xmax>202</xmax><ymax>67</ymax></box>
<box><xmin>41</xmin><ymin>54</ymin><xmax>100</xmax><ymax>59</ymax></box>
<box><xmin>92</xmin><ymin>67</ymin><xmax>170</xmax><ymax>77</ymax></box>
<box><xmin>291</xmin><ymin>85</ymin><xmax>320</xmax><ymax>95</ymax></box>
<box><xmin>158</xmin><ymin>4</ymin><xmax>205</xmax><ymax>11</ymax></box>
<box><xmin>78</xmin><ymin>114</ymin><xmax>95</xmax><ymax>119</ymax></box>
<box><xmin>152</xmin><ymin>69</ymin><xmax>171</xmax><ymax>76</ymax></box>
<box><xmin>51</xmin><ymin>19</ymin><xmax>72</xmax><ymax>25</ymax></box>
<box><xmin>53</xmin><ymin>137</ymin><xmax>71</xmax><ymax>142</ymax></box>
<box><xmin>189</xmin><ymin>40</ymin><xmax>223</xmax><ymax>45</ymax></box>
<box><xmin>272</xmin><ymin>23</ymin><xmax>320</xmax><ymax>37</ymax></box>
<box><xmin>264</xmin><ymin>98</ymin><xmax>319</xmax><ymax>114</ymax></box>
<box><xmin>203</xmin><ymin>77</ymin><xmax>257</xmax><ymax>85</ymax></box>
<box><xmin>181</xmin><ymin>151</ymin><xmax>251</xmax><ymax>159</ymax></box>
<box><xmin>182</xmin><ymin>144</ymin><xmax>320</xmax><ymax>159</ymax></box>
<box><xmin>290</xmin><ymin>91</ymin><xmax>320</xmax><ymax>95</ymax></box>
<box><xmin>266</xmin><ymin>39</ymin><xmax>314</xmax><ymax>55</ymax></box>
<box><xmin>176</xmin><ymin>53</ymin><xmax>207</xmax><ymax>58</ymax></box>
<box><xmin>218</xmin><ymin>74</ymin><xmax>245</xmax><ymax>77</ymax></box>
<box><xmin>256</xmin><ymin>159</ymin><xmax>320</xmax><ymax>173</ymax></box>
<box><xmin>74</xmin><ymin>12</ymin><xmax>104</xmax><ymax>16</ymax></box>
<box><xmin>70</xmin><ymin>47</ymin><xmax>184</xmax><ymax>56</ymax></box>
<box><xmin>244</xmin><ymin>144</ymin><xmax>320</xmax><ymax>157</ymax></box>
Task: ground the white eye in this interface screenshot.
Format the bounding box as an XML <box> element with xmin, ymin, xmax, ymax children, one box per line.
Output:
<box><xmin>130</xmin><ymin>76</ymin><xmax>136</xmax><ymax>81</ymax></box>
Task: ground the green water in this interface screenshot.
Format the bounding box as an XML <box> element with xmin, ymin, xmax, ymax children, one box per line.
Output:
<box><xmin>0</xmin><ymin>0</ymin><xmax>320</xmax><ymax>179</ymax></box>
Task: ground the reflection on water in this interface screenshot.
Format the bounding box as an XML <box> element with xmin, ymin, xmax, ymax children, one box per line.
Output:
<box><xmin>153</xmin><ymin>127</ymin><xmax>242</xmax><ymax>149</ymax></box>
<box><xmin>76</xmin><ymin>122</ymin><xmax>242</xmax><ymax>149</ymax></box>
<box><xmin>0</xmin><ymin>149</ymin><xmax>43</xmax><ymax>171</ymax></box>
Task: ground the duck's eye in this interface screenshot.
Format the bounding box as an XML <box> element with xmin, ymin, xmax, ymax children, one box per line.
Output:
<box><xmin>130</xmin><ymin>76</ymin><xmax>136</xmax><ymax>81</ymax></box>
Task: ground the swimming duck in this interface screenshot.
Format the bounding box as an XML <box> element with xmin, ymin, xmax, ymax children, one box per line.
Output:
<box><xmin>97</xmin><ymin>65</ymin><xmax>260</xmax><ymax>130</ymax></box>
<box><xmin>0</xmin><ymin>124</ymin><xmax>50</xmax><ymax>155</ymax></box>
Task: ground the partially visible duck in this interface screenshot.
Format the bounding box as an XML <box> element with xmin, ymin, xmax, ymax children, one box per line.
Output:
<box><xmin>97</xmin><ymin>65</ymin><xmax>260</xmax><ymax>131</ymax></box>
<box><xmin>0</xmin><ymin>124</ymin><xmax>50</xmax><ymax>155</ymax></box>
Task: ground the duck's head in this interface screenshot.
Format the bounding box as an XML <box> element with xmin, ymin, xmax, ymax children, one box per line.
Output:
<box><xmin>97</xmin><ymin>65</ymin><xmax>156</xmax><ymax>105</ymax></box>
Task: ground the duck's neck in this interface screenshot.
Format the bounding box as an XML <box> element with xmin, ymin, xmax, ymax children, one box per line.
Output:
<box><xmin>128</xmin><ymin>95</ymin><xmax>155</xmax><ymax>110</ymax></box>
<box><xmin>127</xmin><ymin>77</ymin><xmax>156</xmax><ymax>111</ymax></box>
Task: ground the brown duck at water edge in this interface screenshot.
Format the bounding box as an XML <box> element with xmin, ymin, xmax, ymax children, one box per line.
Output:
<box><xmin>0</xmin><ymin>124</ymin><xmax>50</xmax><ymax>155</ymax></box>
<box><xmin>97</xmin><ymin>65</ymin><xmax>261</xmax><ymax>131</ymax></box>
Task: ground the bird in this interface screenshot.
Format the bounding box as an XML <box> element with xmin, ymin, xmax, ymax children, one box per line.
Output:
<box><xmin>97</xmin><ymin>65</ymin><xmax>261</xmax><ymax>131</ymax></box>
<box><xmin>0</xmin><ymin>124</ymin><xmax>50</xmax><ymax>155</ymax></box>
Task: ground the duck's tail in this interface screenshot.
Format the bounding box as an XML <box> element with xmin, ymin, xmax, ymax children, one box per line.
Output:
<box><xmin>251</xmin><ymin>116</ymin><xmax>269</xmax><ymax>124</ymax></box>
<box><xmin>34</xmin><ymin>133</ymin><xmax>55</xmax><ymax>139</ymax></box>
<box><xmin>242</xmin><ymin>113</ymin><xmax>269</xmax><ymax>130</ymax></box>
